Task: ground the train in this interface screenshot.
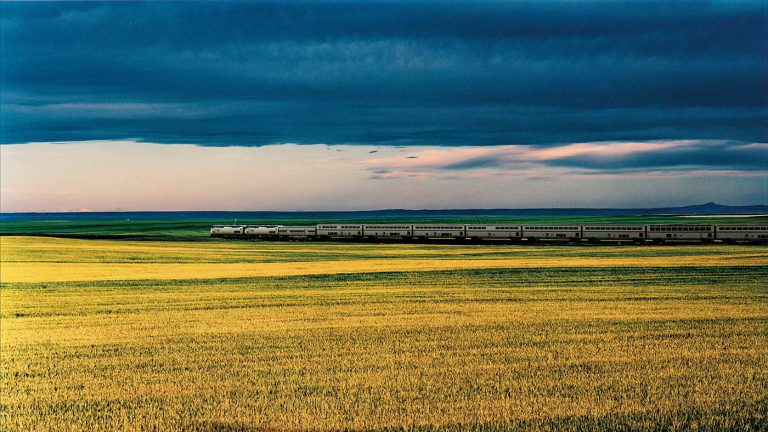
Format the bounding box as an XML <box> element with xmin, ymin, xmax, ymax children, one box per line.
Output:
<box><xmin>210</xmin><ymin>223</ymin><xmax>768</xmax><ymax>244</ymax></box>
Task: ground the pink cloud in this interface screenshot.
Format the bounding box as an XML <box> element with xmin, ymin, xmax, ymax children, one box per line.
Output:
<box><xmin>362</xmin><ymin>140</ymin><xmax>762</xmax><ymax>181</ymax></box>
<box><xmin>364</xmin><ymin>140</ymin><xmax>707</xmax><ymax>172</ymax></box>
<box><xmin>527</xmin><ymin>140</ymin><xmax>696</xmax><ymax>160</ymax></box>
<box><xmin>730</xmin><ymin>142</ymin><xmax>768</xmax><ymax>151</ymax></box>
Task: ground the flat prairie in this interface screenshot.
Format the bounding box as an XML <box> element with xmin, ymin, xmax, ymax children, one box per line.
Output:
<box><xmin>1</xmin><ymin>236</ymin><xmax>766</xmax><ymax>431</ymax></box>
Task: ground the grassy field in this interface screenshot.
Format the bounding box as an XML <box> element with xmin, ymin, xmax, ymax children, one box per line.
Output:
<box><xmin>1</xmin><ymin>236</ymin><xmax>767</xmax><ymax>431</ymax></box>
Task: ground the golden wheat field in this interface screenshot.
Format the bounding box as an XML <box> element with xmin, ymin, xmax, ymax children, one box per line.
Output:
<box><xmin>1</xmin><ymin>236</ymin><xmax>767</xmax><ymax>431</ymax></box>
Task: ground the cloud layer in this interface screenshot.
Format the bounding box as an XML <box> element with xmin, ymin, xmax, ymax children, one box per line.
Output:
<box><xmin>363</xmin><ymin>140</ymin><xmax>768</xmax><ymax>180</ymax></box>
<box><xmin>2</xmin><ymin>1</ymin><xmax>766</xmax><ymax>146</ymax></box>
<box><xmin>2</xmin><ymin>140</ymin><xmax>765</xmax><ymax>212</ymax></box>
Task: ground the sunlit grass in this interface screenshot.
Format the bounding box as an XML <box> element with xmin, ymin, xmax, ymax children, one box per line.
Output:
<box><xmin>1</xmin><ymin>237</ymin><xmax>766</xmax><ymax>431</ymax></box>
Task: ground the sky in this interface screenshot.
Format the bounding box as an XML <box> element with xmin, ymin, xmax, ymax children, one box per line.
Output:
<box><xmin>1</xmin><ymin>1</ymin><xmax>766</xmax><ymax>211</ymax></box>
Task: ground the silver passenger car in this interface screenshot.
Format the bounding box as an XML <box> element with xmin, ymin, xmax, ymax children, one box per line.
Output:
<box><xmin>582</xmin><ymin>225</ymin><xmax>645</xmax><ymax>241</ymax></box>
<box><xmin>363</xmin><ymin>224</ymin><xmax>413</xmax><ymax>238</ymax></box>
<box><xmin>522</xmin><ymin>225</ymin><xmax>581</xmax><ymax>240</ymax></box>
<box><xmin>716</xmin><ymin>225</ymin><xmax>768</xmax><ymax>242</ymax></box>
<box><xmin>279</xmin><ymin>226</ymin><xmax>317</xmax><ymax>238</ymax></box>
<box><xmin>646</xmin><ymin>225</ymin><xmax>714</xmax><ymax>241</ymax></box>
<box><xmin>316</xmin><ymin>224</ymin><xmax>363</xmax><ymax>237</ymax></box>
<box><xmin>465</xmin><ymin>225</ymin><xmax>521</xmax><ymax>239</ymax></box>
<box><xmin>412</xmin><ymin>225</ymin><xmax>465</xmax><ymax>239</ymax></box>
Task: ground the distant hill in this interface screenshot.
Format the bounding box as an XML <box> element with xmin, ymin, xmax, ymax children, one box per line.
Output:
<box><xmin>623</xmin><ymin>202</ymin><xmax>768</xmax><ymax>215</ymax></box>
<box><xmin>1</xmin><ymin>203</ymin><xmax>766</xmax><ymax>222</ymax></box>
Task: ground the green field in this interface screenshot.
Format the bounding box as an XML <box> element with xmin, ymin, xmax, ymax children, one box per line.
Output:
<box><xmin>1</xmin><ymin>235</ymin><xmax>767</xmax><ymax>431</ymax></box>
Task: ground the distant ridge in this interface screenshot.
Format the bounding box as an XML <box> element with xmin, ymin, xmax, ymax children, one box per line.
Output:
<box><xmin>630</xmin><ymin>202</ymin><xmax>768</xmax><ymax>215</ymax></box>
<box><xmin>1</xmin><ymin>203</ymin><xmax>766</xmax><ymax>222</ymax></box>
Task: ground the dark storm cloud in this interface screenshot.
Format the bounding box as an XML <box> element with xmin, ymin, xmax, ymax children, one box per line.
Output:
<box><xmin>1</xmin><ymin>1</ymin><xmax>766</xmax><ymax>147</ymax></box>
